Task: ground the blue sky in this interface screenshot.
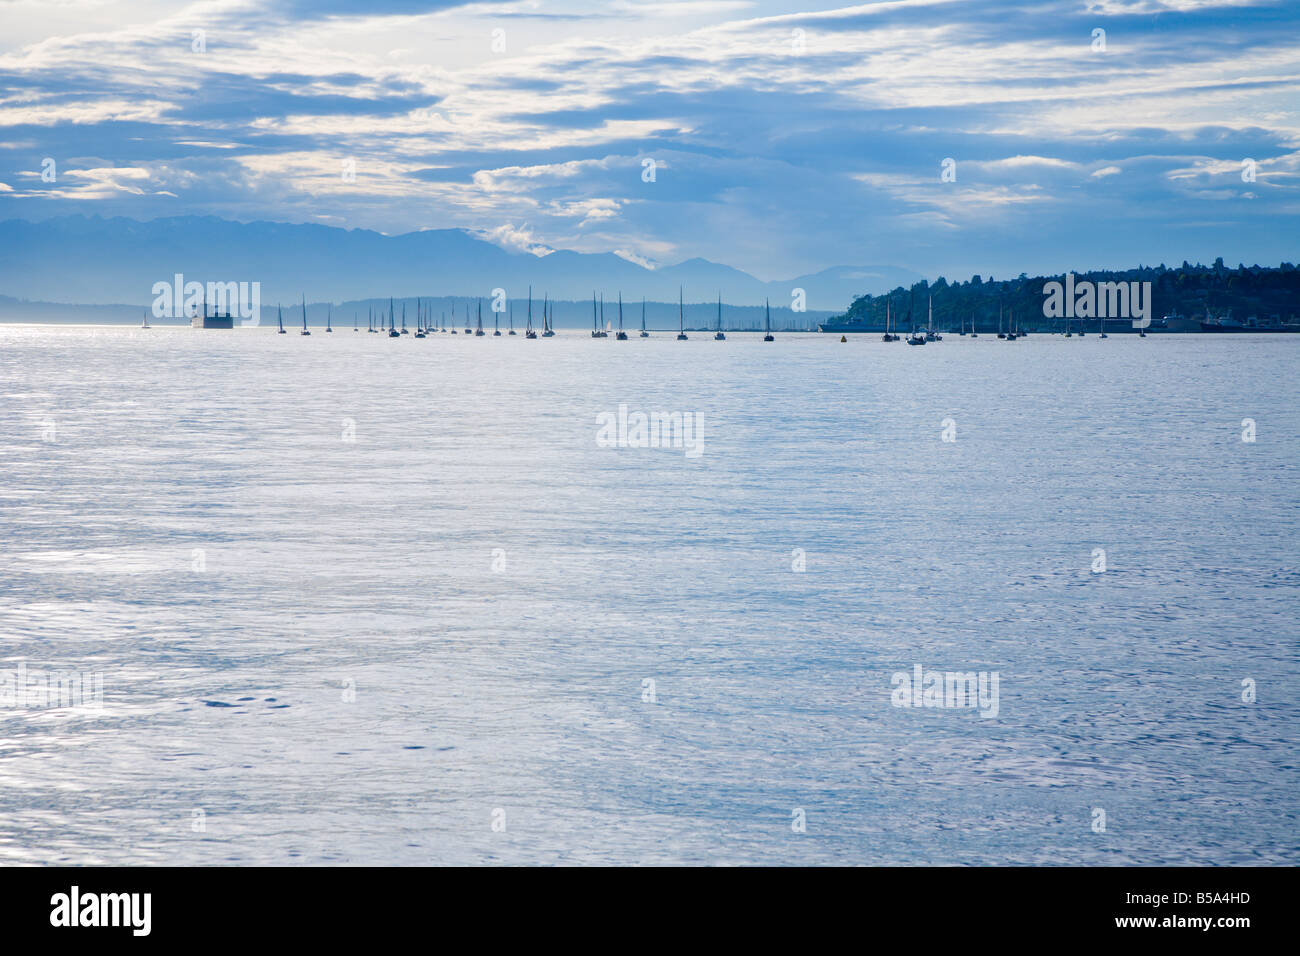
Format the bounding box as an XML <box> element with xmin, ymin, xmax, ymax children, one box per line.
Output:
<box><xmin>0</xmin><ymin>0</ymin><xmax>1296</xmax><ymax>281</ymax></box>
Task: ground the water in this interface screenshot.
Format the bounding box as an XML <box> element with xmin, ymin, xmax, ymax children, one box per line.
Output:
<box><xmin>1</xmin><ymin>325</ymin><xmax>1296</xmax><ymax>865</ymax></box>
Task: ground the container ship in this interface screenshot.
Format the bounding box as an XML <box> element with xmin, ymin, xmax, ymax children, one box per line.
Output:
<box><xmin>1199</xmin><ymin>315</ymin><xmax>1300</xmax><ymax>332</ymax></box>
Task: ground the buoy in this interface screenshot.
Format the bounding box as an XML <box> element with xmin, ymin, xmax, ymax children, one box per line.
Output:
<box><xmin>840</xmin><ymin>335</ymin><xmax>847</xmax><ymax>343</ymax></box>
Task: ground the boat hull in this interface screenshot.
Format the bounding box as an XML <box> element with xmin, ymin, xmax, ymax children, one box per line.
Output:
<box><xmin>1200</xmin><ymin>322</ymin><xmax>1300</xmax><ymax>333</ymax></box>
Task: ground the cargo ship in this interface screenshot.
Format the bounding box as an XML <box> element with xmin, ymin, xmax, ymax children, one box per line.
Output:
<box><xmin>190</xmin><ymin>297</ymin><xmax>234</xmax><ymax>329</ymax></box>
<box><xmin>1199</xmin><ymin>314</ymin><xmax>1300</xmax><ymax>332</ymax></box>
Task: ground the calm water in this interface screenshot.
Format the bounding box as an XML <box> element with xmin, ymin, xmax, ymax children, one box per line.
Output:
<box><xmin>0</xmin><ymin>325</ymin><xmax>1296</xmax><ymax>865</ymax></box>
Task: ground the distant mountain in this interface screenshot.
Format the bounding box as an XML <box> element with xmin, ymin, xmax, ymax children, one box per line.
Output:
<box><xmin>0</xmin><ymin>215</ymin><xmax>919</xmax><ymax>311</ymax></box>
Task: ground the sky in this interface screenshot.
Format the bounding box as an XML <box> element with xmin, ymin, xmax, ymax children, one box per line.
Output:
<box><xmin>0</xmin><ymin>0</ymin><xmax>1297</xmax><ymax>282</ymax></box>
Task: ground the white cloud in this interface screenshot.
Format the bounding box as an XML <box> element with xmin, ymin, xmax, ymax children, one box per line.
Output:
<box><xmin>614</xmin><ymin>248</ymin><xmax>657</xmax><ymax>269</ymax></box>
<box><xmin>475</xmin><ymin>222</ymin><xmax>555</xmax><ymax>256</ymax></box>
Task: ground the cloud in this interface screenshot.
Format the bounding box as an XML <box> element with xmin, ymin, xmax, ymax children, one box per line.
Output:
<box><xmin>0</xmin><ymin>0</ymin><xmax>1297</xmax><ymax>281</ymax></box>
<box><xmin>474</xmin><ymin>222</ymin><xmax>555</xmax><ymax>255</ymax></box>
<box><xmin>614</xmin><ymin>247</ymin><xmax>657</xmax><ymax>268</ymax></box>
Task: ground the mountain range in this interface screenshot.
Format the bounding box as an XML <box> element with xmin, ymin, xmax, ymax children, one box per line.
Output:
<box><xmin>0</xmin><ymin>215</ymin><xmax>920</xmax><ymax>312</ymax></box>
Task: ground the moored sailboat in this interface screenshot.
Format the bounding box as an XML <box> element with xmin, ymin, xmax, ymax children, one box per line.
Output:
<box><xmin>925</xmin><ymin>295</ymin><xmax>942</xmax><ymax>341</ymax></box>
<box><xmin>882</xmin><ymin>300</ymin><xmax>899</xmax><ymax>342</ymax></box>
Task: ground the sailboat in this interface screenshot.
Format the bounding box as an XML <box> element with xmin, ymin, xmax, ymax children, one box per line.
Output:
<box><xmin>998</xmin><ymin>302</ymin><xmax>1007</xmax><ymax>339</ymax></box>
<box><xmin>353</xmin><ymin>312</ymin><xmax>358</xmax><ymax>332</ymax></box>
<box><xmin>970</xmin><ymin>312</ymin><xmax>978</xmax><ymax>338</ymax></box>
<box><xmin>906</xmin><ymin>296</ymin><xmax>925</xmax><ymax>344</ymax></box>
<box><xmin>400</xmin><ymin>303</ymin><xmax>408</xmax><ymax>334</ymax></box>
<box><xmin>277</xmin><ymin>305</ymin><xmax>286</xmax><ymax>334</ymax></box>
<box><xmin>525</xmin><ymin>287</ymin><xmax>537</xmax><ymax>339</ymax></box>
<box><xmin>415</xmin><ymin>298</ymin><xmax>427</xmax><ymax>338</ymax></box>
<box><xmin>141</xmin><ymin>309</ymin><xmax>151</xmax><ymax>329</ymax></box>
<box><xmin>509</xmin><ymin>303</ymin><xmax>517</xmax><ymax>335</ymax></box>
<box><xmin>616</xmin><ymin>293</ymin><xmax>628</xmax><ymax>339</ymax></box>
<box><xmin>882</xmin><ymin>301</ymin><xmax>897</xmax><ymax>342</ymax></box>
<box><xmin>475</xmin><ymin>299</ymin><xmax>485</xmax><ymax>336</ymax></box>
<box><xmin>591</xmin><ymin>292</ymin><xmax>602</xmax><ymax>338</ymax></box>
<box><xmin>300</xmin><ymin>295</ymin><xmax>311</xmax><ymax>335</ymax></box>
<box><xmin>1006</xmin><ymin>309</ymin><xmax>1017</xmax><ymax>341</ymax></box>
<box><xmin>925</xmin><ymin>295</ymin><xmax>942</xmax><ymax>341</ymax></box>
<box><xmin>464</xmin><ymin>300</ymin><xmax>473</xmax><ymax>335</ymax></box>
<box><xmin>325</xmin><ymin>306</ymin><xmax>333</xmax><ymax>333</ymax></box>
<box><xmin>676</xmin><ymin>287</ymin><xmax>688</xmax><ymax>340</ymax></box>
<box><xmin>494</xmin><ymin>304</ymin><xmax>501</xmax><ymax>336</ymax></box>
<box><xmin>714</xmin><ymin>293</ymin><xmax>726</xmax><ymax>340</ymax></box>
<box><xmin>763</xmin><ymin>298</ymin><xmax>774</xmax><ymax>341</ymax></box>
<box><xmin>388</xmin><ymin>298</ymin><xmax>399</xmax><ymax>337</ymax></box>
<box><xmin>640</xmin><ymin>298</ymin><xmax>649</xmax><ymax>337</ymax></box>
<box><xmin>543</xmin><ymin>294</ymin><xmax>555</xmax><ymax>336</ymax></box>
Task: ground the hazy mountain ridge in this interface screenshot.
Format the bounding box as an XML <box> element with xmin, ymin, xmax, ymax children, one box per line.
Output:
<box><xmin>0</xmin><ymin>215</ymin><xmax>920</xmax><ymax>311</ymax></box>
